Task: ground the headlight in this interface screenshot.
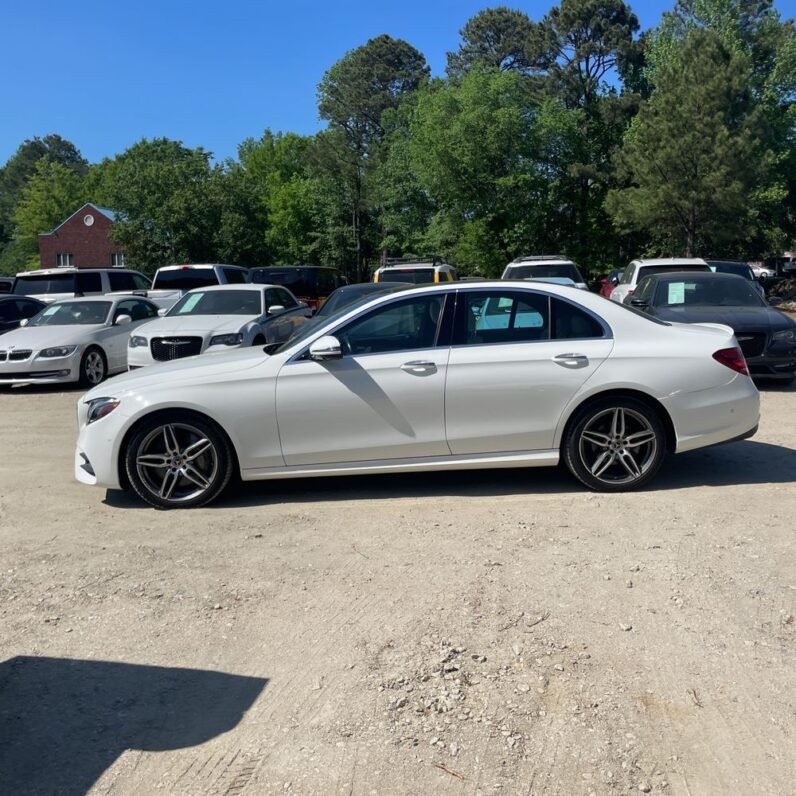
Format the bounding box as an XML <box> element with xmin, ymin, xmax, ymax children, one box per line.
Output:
<box><xmin>39</xmin><ymin>346</ymin><xmax>78</xmax><ymax>358</ymax></box>
<box><xmin>86</xmin><ymin>397</ymin><xmax>120</xmax><ymax>425</ymax></box>
<box><xmin>772</xmin><ymin>329</ymin><xmax>795</xmax><ymax>341</ymax></box>
<box><xmin>129</xmin><ymin>335</ymin><xmax>148</xmax><ymax>348</ymax></box>
<box><xmin>209</xmin><ymin>333</ymin><xmax>243</xmax><ymax>346</ymax></box>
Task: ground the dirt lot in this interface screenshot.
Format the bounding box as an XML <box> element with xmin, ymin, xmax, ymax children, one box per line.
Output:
<box><xmin>1</xmin><ymin>382</ymin><xmax>794</xmax><ymax>796</ymax></box>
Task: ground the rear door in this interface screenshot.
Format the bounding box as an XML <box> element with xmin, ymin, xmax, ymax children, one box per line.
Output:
<box><xmin>445</xmin><ymin>289</ymin><xmax>614</xmax><ymax>454</ymax></box>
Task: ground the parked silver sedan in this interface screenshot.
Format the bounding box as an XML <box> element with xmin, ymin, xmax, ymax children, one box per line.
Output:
<box><xmin>0</xmin><ymin>296</ymin><xmax>159</xmax><ymax>387</ymax></box>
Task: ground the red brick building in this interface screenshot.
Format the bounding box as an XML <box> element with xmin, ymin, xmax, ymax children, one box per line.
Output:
<box><xmin>38</xmin><ymin>203</ymin><xmax>125</xmax><ymax>270</ymax></box>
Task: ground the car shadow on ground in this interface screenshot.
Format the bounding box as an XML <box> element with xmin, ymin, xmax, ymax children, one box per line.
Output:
<box><xmin>0</xmin><ymin>383</ymin><xmax>86</xmax><ymax>395</ymax></box>
<box><xmin>102</xmin><ymin>437</ymin><xmax>795</xmax><ymax>509</ymax></box>
<box><xmin>0</xmin><ymin>656</ymin><xmax>266</xmax><ymax>796</ymax></box>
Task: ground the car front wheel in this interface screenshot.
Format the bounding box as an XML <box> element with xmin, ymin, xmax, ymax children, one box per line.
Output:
<box><xmin>79</xmin><ymin>347</ymin><xmax>107</xmax><ymax>387</ymax></box>
<box><xmin>563</xmin><ymin>398</ymin><xmax>666</xmax><ymax>491</ymax></box>
<box><xmin>124</xmin><ymin>413</ymin><xmax>235</xmax><ymax>508</ymax></box>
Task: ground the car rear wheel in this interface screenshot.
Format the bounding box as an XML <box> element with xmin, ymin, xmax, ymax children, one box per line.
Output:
<box><xmin>124</xmin><ymin>413</ymin><xmax>234</xmax><ymax>509</ymax></box>
<box><xmin>79</xmin><ymin>347</ymin><xmax>107</xmax><ymax>387</ymax></box>
<box><xmin>563</xmin><ymin>397</ymin><xmax>666</xmax><ymax>491</ymax></box>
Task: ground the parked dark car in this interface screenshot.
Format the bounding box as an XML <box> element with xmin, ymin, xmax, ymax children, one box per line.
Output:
<box><xmin>314</xmin><ymin>282</ymin><xmax>411</xmax><ymax>318</ymax></box>
<box><xmin>626</xmin><ymin>272</ymin><xmax>796</xmax><ymax>381</ymax></box>
<box><xmin>0</xmin><ymin>296</ymin><xmax>47</xmax><ymax>334</ymax></box>
<box><xmin>249</xmin><ymin>266</ymin><xmax>345</xmax><ymax>313</ymax></box>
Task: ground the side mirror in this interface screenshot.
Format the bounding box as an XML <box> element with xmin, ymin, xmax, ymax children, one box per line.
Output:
<box><xmin>19</xmin><ymin>318</ymin><xmax>29</xmax><ymax>327</ymax></box>
<box><xmin>309</xmin><ymin>335</ymin><xmax>342</xmax><ymax>361</ymax></box>
<box><xmin>157</xmin><ymin>308</ymin><xmax>168</xmax><ymax>317</ymax></box>
<box><xmin>267</xmin><ymin>305</ymin><xmax>285</xmax><ymax>316</ymax></box>
<box><xmin>610</xmin><ymin>276</ymin><xmax>620</xmax><ymax>286</ymax></box>
<box><xmin>115</xmin><ymin>314</ymin><xmax>132</xmax><ymax>326</ymax></box>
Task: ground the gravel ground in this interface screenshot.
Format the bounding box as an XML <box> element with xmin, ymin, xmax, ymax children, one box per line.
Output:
<box><xmin>0</xmin><ymin>381</ymin><xmax>794</xmax><ymax>796</ymax></box>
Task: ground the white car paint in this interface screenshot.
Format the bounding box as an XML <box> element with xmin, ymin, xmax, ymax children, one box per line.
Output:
<box><xmin>0</xmin><ymin>296</ymin><xmax>158</xmax><ymax>385</ymax></box>
<box><xmin>75</xmin><ymin>281</ymin><xmax>759</xmax><ymax>503</ymax></box>
<box><xmin>610</xmin><ymin>257</ymin><xmax>710</xmax><ymax>304</ymax></box>
<box><xmin>127</xmin><ymin>284</ymin><xmax>311</xmax><ymax>368</ymax></box>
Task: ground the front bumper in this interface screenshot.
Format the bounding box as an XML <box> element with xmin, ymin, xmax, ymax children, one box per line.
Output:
<box><xmin>0</xmin><ymin>350</ymin><xmax>81</xmax><ymax>384</ymax></box>
<box><xmin>747</xmin><ymin>350</ymin><xmax>796</xmax><ymax>379</ymax></box>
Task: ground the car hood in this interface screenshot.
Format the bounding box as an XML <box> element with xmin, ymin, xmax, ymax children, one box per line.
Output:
<box><xmin>83</xmin><ymin>345</ymin><xmax>270</xmax><ymax>400</ymax></box>
<box><xmin>137</xmin><ymin>315</ymin><xmax>255</xmax><ymax>336</ymax></box>
<box><xmin>0</xmin><ymin>324</ymin><xmax>102</xmax><ymax>349</ymax></box>
<box><xmin>654</xmin><ymin>305</ymin><xmax>794</xmax><ymax>332</ymax></box>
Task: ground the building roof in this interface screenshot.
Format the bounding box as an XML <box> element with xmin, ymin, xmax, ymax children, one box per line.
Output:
<box><xmin>40</xmin><ymin>203</ymin><xmax>119</xmax><ymax>236</ymax></box>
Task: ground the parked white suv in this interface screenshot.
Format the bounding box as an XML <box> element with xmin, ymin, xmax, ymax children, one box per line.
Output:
<box><xmin>13</xmin><ymin>267</ymin><xmax>151</xmax><ymax>303</ymax></box>
<box><xmin>501</xmin><ymin>256</ymin><xmax>588</xmax><ymax>289</ymax></box>
<box><xmin>610</xmin><ymin>258</ymin><xmax>711</xmax><ymax>304</ymax></box>
<box><xmin>143</xmin><ymin>264</ymin><xmax>250</xmax><ymax>310</ymax></box>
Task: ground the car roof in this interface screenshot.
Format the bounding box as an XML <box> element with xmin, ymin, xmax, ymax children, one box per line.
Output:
<box><xmin>632</xmin><ymin>257</ymin><xmax>708</xmax><ymax>266</ymax></box>
<box><xmin>184</xmin><ymin>284</ymin><xmax>268</xmax><ymax>293</ymax></box>
<box><xmin>156</xmin><ymin>264</ymin><xmax>248</xmax><ymax>271</ymax></box>
<box><xmin>508</xmin><ymin>256</ymin><xmax>575</xmax><ymax>265</ymax></box>
<box><xmin>48</xmin><ymin>295</ymin><xmax>151</xmax><ymax>306</ymax></box>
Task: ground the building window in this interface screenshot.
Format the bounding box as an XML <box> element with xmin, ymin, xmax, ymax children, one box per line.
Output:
<box><xmin>56</xmin><ymin>253</ymin><xmax>74</xmax><ymax>267</ymax></box>
<box><xmin>111</xmin><ymin>252</ymin><xmax>125</xmax><ymax>267</ymax></box>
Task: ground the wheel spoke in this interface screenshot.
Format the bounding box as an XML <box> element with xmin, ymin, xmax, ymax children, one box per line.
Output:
<box><xmin>159</xmin><ymin>469</ymin><xmax>180</xmax><ymax>499</ymax></box>
<box><xmin>581</xmin><ymin>430</ymin><xmax>611</xmax><ymax>448</ymax></box>
<box><xmin>163</xmin><ymin>425</ymin><xmax>180</xmax><ymax>455</ymax></box>
<box><xmin>590</xmin><ymin>450</ymin><xmax>616</xmax><ymax>477</ymax></box>
<box><xmin>182</xmin><ymin>463</ymin><xmax>210</xmax><ymax>490</ymax></box>
<box><xmin>610</xmin><ymin>407</ymin><xmax>625</xmax><ymax>438</ymax></box>
<box><xmin>617</xmin><ymin>450</ymin><xmax>642</xmax><ymax>479</ymax></box>
<box><xmin>624</xmin><ymin>429</ymin><xmax>656</xmax><ymax>448</ymax></box>
<box><xmin>137</xmin><ymin>453</ymin><xmax>170</xmax><ymax>469</ymax></box>
<box><xmin>184</xmin><ymin>438</ymin><xmax>212</xmax><ymax>462</ymax></box>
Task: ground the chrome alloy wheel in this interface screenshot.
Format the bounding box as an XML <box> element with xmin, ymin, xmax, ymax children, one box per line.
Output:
<box><xmin>135</xmin><ymin>422</ymin><xmax>219</xmax><ymax>503</ymax></box>
<box><xmin>84</xmin><ymin>350</ymin><xmax>106</xmax><ymax>384</ymax></box>
<box><xmin>577</xmin><ymin>406</ymin><xmax>658</xmax><ymax>485</ymax></box>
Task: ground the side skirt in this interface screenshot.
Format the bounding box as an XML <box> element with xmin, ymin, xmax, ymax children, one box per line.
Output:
<box><xmin>241</xmin><ymin>450</ymin><xmax>560</xmax><ymax>481</ymax></box>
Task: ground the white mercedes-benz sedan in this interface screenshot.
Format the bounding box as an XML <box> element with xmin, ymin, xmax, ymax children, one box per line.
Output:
<box><xmin>126</xmin><ymin>284</ymin><xmax>311</xmax><ymax>368</ymax></box>
<box><xmin>74</xmin><ymin>281</ymin><xmax>760</xmax><ymax>508</ymax></box>
<box><xmin>1</xmin><ymin>296</ymin><xmax>159</xmax><ymax>387</ymax></box>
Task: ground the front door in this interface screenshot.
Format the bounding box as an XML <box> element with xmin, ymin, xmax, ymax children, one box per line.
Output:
<box><xmin>275</xmin><ymin>293</ymin><xmax>451</xmax><ymax>465</ymax></box>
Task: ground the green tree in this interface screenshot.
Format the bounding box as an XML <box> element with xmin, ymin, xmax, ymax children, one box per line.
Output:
<box><xmin>606</xmin><ymin>30</ymin><xmax>764</xmax><ymax>256</ymax></box>
<box><xmin>317</xmin><ymin>34</ymin><xmax>429</xmax><ymax>277</ymax></box>
<box><xmin>446</xmin><ymin>7</ymin><xmax>536</xmax><ymax>77</ymax></box>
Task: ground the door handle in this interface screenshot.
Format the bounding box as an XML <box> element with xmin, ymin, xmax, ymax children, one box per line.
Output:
<box><xmin>553</xmin><ymin>353</ymin><xmax>589</xmax><ymax>367</ymax></box>
<box><xmin>401</xmin><ymin>360</ymin><xmax>437</xmax><ymax>374</ymax></box>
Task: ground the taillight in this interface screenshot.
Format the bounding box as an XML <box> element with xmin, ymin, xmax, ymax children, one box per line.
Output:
<box><xmin>713</xmin><ymin>347</ymin><xmax>749</xmax><ymax>375</ymax></box>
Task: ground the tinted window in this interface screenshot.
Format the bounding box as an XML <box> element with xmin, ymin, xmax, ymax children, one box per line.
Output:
<box><xmin>632</xmin><ymin>276</ymin><xmax>655</xmax><ymax>302</ymax></box>
<box><xmin>108</xmin><ymin>272</ymin><xmax>137</xmax><ymax>291</ymax></box>
<box><xmin>76</xmin><ymin>272</ymin><xmax>102</xmax><ymax>293</ymax></box>
<box><xmin>709</xmin><ymin>262</ymin><xmax>754</xmax><ymax>280</ymax></box>
<box><xmin>378</xmin><ymin>268</ymin><xmax>435</xmax><ymax>284</ymax></box>
<box><xmin>223</xmin><ymin>268</ymin><xmax>248</xmax><ymax>284</ymax></box>
<box><xmin>317</xmin><ymin>270</ymin><xmax>337</xmax><ymax>293</ymax></box>
<box><xmin>250</xmin><ymin>268</ymin><xmax>314</xmax><ymax>295</ymax></box>
<box><xmin>276</xmin><ymin>288</ymin><xmax>298</xmax><ymax>308</ymax></box>
<box><xmin>620</xmin><ymin>264</ymin><xmax>636</xmax><ymax>285</ymax></box>
<box><xmin>456</xmin><ymin>291</ymin><xmax>550</xmax><ymax>346</ymax></box>
<box><xmin>638</xmin><ymin>264</ymin><xmax>710</xmax><ymax>280</ymax></box>
<box><xmin>551</xmin><ymin>298</ymin><xmax>605</xmax><ymax>339</ymax></box>
<box><xmin>116</xmin><ymin>299</ymin><xmax>157</xmax><ymax>321</ymax></box>
<box><xmin>132</xmin><ymin>273</ymin><xmax>151</xmax><ymax>290</ymax></box>
<box><xmin>14</xmin><ymin>274</ymin><xmax>76</xmax><ymax>296</ymax></box>
<box><xmin>16</xmin><ymin>299</ymin><xmax>44</xmax><ymax>318</ymax></box>
<box><xmin>504</xmin><ymin>263</ymin><xmax>584</xmax><ymax>282</ymax></box>
<box><xmin>153</xmin><ymin>269</ymin><xmax>219</xmax><ymax>290</ymax></box>
<box><xmin>336</xmin><ymin>295</ymin><xmax>445</xmax><ymax>355</ymax></box>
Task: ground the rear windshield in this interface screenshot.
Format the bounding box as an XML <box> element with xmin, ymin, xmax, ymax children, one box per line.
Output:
<box><xmin>250</xmin><ymin>268</ymin><xmax>315</xmax><ymax>293</ymax></box>
<box><xmin>14</xmin><ymin>274</ymin><xmax>76</xmax><ymax>295</ymax></box>
<box><xmin>709</xmin><ymin>263</ymin><xmax>754</xmax><ymax>280</ymax></box>
<box><xmin>504</xmin><ymin>263</ymin><xmax>584</xmax><ymax>282</ymax></box>
<box><xmin>152</xmin><ymin>269</ymin><xmax>219</xmax><ymax>291</ymax></box>
<box><xmin>639</xmin><ymin>264</ymin><xmax>711</xmax><ymax>279</ymax></box>
<box><xmin>654</xmin><ymin>278</ymin><xmax>765</xmax><ymax>308</ymax></box>
<box><xmin>379</xmin><ymin>268</ymin><xmax>435</xmax><ymax>284</ymax></box>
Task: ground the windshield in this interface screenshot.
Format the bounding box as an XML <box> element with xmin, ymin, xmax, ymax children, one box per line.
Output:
<box><xmin>29</xmin><ymin>301</ymin><xmax>111</xmax><ymax>326</ymax></box>
<box><xmin>378</xmin><ymin>268</ymin><xmax>435</xmax><ymax>284</ymax></box>
<box><xmin>505</xmin><ymin>263</ymin><xmax>584</xmax><ymax>282</ymax></box>
<box><xmin>654</xmin><ymin>278</ymin><xmax>765</xmax><ymax>308</ymax></box>
<box><xmin>153</xmin><ymin>269</ymin><xmax>219</xmax><ymax>291</ymax></box>
<box><xmin>14</xmin><ymin>274</ymin><xmax>76</xmax><ymax>296</ymax></box>
<box><xmin>168</xmin><ymin>290</ymin><xmax>263</xmax><ymax>316</ymax></box>
<box><xmin>317</xmin><ymin>285</ymin><xmax>407</xmax><ymax>317</ymax></box>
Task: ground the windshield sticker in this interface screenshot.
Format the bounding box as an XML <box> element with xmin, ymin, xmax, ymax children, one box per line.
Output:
<box><xmin>177</xmin><ymin>294</ymin><xmax>203</xmax><ymax>313</ymax></box>
<box><xmin>667</xmin><ymin>283</ymin><xmax>685</xmax><ymax>304</ymax></box>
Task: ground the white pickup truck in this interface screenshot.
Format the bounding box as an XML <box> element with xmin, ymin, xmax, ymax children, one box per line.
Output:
<box><xmin>141</xmin><ymin>264</ymin><xmax>251</xmax><ymax>310</ymax></box>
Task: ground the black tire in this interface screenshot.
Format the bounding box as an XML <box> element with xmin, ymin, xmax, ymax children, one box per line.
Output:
<box><xmin>79</xmin><ymin>346</ymin><xmax>107</xmax><ymax>387</ymax></box>
<box><xmin>124</xmin><ymin>412</ymin><xmax>235</xmax><ymax>509</ymax></box>
<box><xmin>562</xmin><ymin>396</ymin><xmax>667</xmax><ymax>492</ymax></box>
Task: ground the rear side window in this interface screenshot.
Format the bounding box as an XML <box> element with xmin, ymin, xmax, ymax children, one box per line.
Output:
<box><xmin>108</xmin><ymin>272</ymin><xmax>137</xmax><ymax>292</ymax></box>
<box><xmin>223</xmin><ymin>268</ymin><xmax>248</xmax><ymax>284</ymax></box>
<box><xmin>551</xmin><ymin>298</ymin><xmax>605</xmax><ymax>338</ymax></box>
<box><xmin>456</xmin><ymin>290</ymin><xmax>550</xmax><ymax>345</ymax></box>
<box><xmin>14</xmin><ymin>274</ymin><xmax>76</xmax><ymax>296</ymax></box>
<box><xmin>77</xmin><ymin>272</ymin><xmax>102</xmax><ymax>294</ymax></box>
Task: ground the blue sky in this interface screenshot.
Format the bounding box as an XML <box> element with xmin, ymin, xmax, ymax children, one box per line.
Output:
<box><xmin>0</xmin><ymin>0</ymin><xmax>787</xmax><ymax>166</ymax></box>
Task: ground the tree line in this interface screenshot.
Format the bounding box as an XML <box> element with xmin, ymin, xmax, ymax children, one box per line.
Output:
<box><xmin>0</xmin><ymin>0</ymin><xmax>794</xmax><ymax>279</ymax></box>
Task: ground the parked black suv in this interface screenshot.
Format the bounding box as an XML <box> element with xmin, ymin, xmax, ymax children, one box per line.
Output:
<box><xmin>249</xmin><ymin>266</ymin><xmax>345</xmax><ymax>312</ymax></box>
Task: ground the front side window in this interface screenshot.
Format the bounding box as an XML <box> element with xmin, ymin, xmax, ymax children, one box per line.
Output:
<box><xmin>223</xmin><ymin>268</ymin><xmax>248</xmax><ymax>284</ymax></box>
<box><xmin>336</xmin><ymin>294</ymin><xmax>446</xmax><ymax>355</ymax></box>
<box><xmin>115</xmin><ymin>299</ymin><xmax>157</xmax><ymax>321</ymax></box>
<box><xmin>620</xmin><ymin>264</ymin><xmax>636</xmax><ymax>285</ymax></box>
<box><xmin>131</xmin><ymin>273</ymin><xmax>151</xmax><ymax>290</ymax></box>
<box><xmin>276</xmin><ymin>288</ymin><xmax>298</xmax><ymax>308</ymax></box>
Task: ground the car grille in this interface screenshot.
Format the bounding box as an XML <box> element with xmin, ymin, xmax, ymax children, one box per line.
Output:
<box><xmin>0</xmin><ymin>350</ymin><xmax>32</xmax><ymax>361</ymax></box>
<box><xmin>736</xmin><ymin>333</ymin><xmax>766</xmax><ymax>358</ymax></box>
<box><xmin>150</xmin><ymin>336</ymin><xmax>203</xmax><ymax>362</ymax></box>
